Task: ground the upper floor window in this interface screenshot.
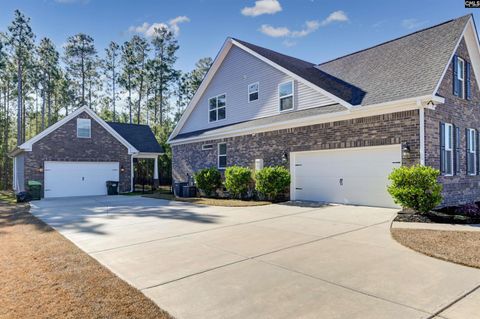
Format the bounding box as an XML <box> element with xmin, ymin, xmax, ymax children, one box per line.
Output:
<box><xmin>467</xmin><ymin>128</ymin><xmax>477</xmax><ymax>175</ymax></box>
<box><xmin>453</xmin><ymin>55</ymin><xmax>471</xmax><ymax>100</ymax></box>
<box><xmin>248</xmin><ymin>82</ymin><xmax>259</xmax><ymax>102</ymax></box>
<box><xmin>440</xmin><ymin>122</ymin><xmax>453</xmax><ymax>175</ymax></box>
<box><xmin>279</xmin><ymin>81</ymin><xmax>294</xmax><ymax>112</ymax></box>
<box><xmin>209</xmin><ymin>94</ymin><xmax>226</xmax><ymax>122</ymax></box>
<box><xmin>77</xmin><ymin>118</ymin><xmax>91</xmax><ymax>138</ymax></box>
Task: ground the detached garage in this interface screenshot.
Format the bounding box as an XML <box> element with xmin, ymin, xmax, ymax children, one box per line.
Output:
<box><xmin>9</xmin><ymin>106</ymin><xmax>163</xmax><ymax>198</ymax></box>
<box><xmin>290</xmin><ymin>145</ymin><xmax>401</xmax><ymax>208</ymax></box>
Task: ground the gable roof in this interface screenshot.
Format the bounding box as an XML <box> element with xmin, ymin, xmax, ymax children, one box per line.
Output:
<box><xmin>107</xmin><ymin>122</ymin><xmax>163</xmax><ymax>153</ymax></box>
<box><xmin>10</xmin><ymin>106</ymin><xmax>138</xmax><ymax>156</ymax></box>
<box><xmin>317</xmin><ymin>14</ymin><xmax>472</xmax><ymax>106</ymax></box>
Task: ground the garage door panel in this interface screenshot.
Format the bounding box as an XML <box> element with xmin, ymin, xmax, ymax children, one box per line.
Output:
<box><xmin>45</xmin><ymin>162</ymin><xmax>119</xmax><ymax>198</ymax></box>
<box><xmin>293</xmin><ymin>146</ymin><xmax>401</xmax><ymax>208</ymax></box>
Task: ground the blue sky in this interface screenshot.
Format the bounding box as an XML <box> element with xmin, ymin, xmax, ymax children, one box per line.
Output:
<box><xmin>0</xmin><ymin>0</ymin><xmax>478</xmax><ymax>72</ymax></box>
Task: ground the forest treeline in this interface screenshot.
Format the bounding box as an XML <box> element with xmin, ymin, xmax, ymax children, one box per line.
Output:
<box><xmin>0</xmin><ymin>10</ymin><xmax>212</xmax><ymax>189</ymax></box>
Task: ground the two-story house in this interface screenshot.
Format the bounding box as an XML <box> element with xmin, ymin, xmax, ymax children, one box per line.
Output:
<box><xmin>168</xmin><ymin>14</ymin><xmax>480</xmax><ymax>208</ymax></box>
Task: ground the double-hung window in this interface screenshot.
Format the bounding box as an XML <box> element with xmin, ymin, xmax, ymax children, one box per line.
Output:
<box><xmin>218</xmin><ymin>143</ymin><xmax>227</xmax><ymax>169</ymax></box>
<box><xmin>453</xmin><ymin>56</ymin><xmax>471</xmax><ymax>99</ymax></box>
<box><xmin>440</xmin><ymin>122</ymin><xmax>453</xmax><ymax>175</ymax></box>
<box><xmin>457</xmin><ymin>57</ymin><xmax>465</xmax><ymax>99</ymax></box>
<box><xmin>209</xmin><ymin>94</ymin><xmax>226</xmax><ymax>122</ymax></box>
<box><xmin>279</xmin><ymin>81</ymin><xmax>294</xmax><ymax>111</ymax></box>
<box><xmin>467</xmin><ymin>128</ymin><xmax>477</xmax><ymax>175</ymax></box>
<box><xmin>248</xmin><ymin>82</ymin><xmax>259</xmax><ymax>102</ymax></box>
<box><xmin>77</xmin><ymin>118</ymin><xmax>91</xmax><ymax>138</ymax></box>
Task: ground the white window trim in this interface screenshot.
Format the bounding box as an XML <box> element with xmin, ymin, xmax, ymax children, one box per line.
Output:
<box><xmin>77</xmin><ymin>118</ymin><xmax>91</xmax><ymax>138</ymax></box>
<box><xmin>278</xmin><ymin>80</ymin><xmax>294</xmax><ymax>112</ymax></box>
<box><xmin>457</xmin><ymin>57</ymin><xmax>465</xmax><ymax>99</ymax></box>
<box><xmin>218</xmin><ymin>143</ymin><xmax>227</xmax><ymax>169</ymax></box>
<box><xmin>444</xmin><ymin>123</ymin><xmax>454</xmax><ymax>176</ymax></box>
<box><xmin>248</xmin><ymin>82</ymin><xmax>259</xmax><ymax>103</ymax></box>
<box><xmin>202</xmin><ymin>144</ymin><xmax>213</xmax><ymax>151</ymax></box>
<box><xmin>208</xmin><ymin>93</ymin><xmax>227</xmax><ymax>123</ymax></box>
<box><xmin>468</xmin><ymin>128</ymin><xmax>476</xmax><ymax>175</ymax></box>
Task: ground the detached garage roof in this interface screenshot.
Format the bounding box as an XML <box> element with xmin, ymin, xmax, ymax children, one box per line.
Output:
<box><xmin>107</xmin><ymin>122</ymin><xmax>164</xmax><ymax>153</ymax></box>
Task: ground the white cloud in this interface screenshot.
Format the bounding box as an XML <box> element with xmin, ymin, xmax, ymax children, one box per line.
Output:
<box><xmin>259</xmin><ymin>20</ymin><xmax>320</xmax><ymax>38</ymax></box>
<box><xmin>282</xmin><ymin>39</ymin><xmax>296</xmax><ymax>47</ymax></box>
<box><xmin>128</xmin><ymin>16</ymin><xmax>190</xmax><ymax>37</ymax></box>
<box><xmin>320</xmin><ymin>10</ymin><xmax>348</xmax><ymax>26</ymax></box>
<box><xmin>242</xmin><ymin>0</ymin><xmax>282</xmax><ymax>17</ymax></box>
<box><xmin>401</xmin><ymin>18</ymin><xmax>427</xmax><ymax>30</ymax></box>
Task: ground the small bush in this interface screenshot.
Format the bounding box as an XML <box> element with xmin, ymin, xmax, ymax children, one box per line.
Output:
<box><xmin>194</xmin><ymin>167</ymin><xmax>222</xmax><ymax>197</ymax></box>
<box><xmin>225</xmin><ymin>166</ymin><xmax>253</xmax><ymax>199</ymax></box>
<box><xmin>255</xmin><ymin>166</ymin><xmax>291</xmax><ymax>201</ymax></box>
<box><xmin>387</xmin><ymin>165</ymin><xmax>442</xmax><ymax>213</ymax></box>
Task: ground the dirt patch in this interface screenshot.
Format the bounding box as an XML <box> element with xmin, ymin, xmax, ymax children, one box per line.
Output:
<box><xmin>0</xmin><ymin>194</ymin><xmax>172</xmax><ymax>319</ymax></box>
<box><xmin>391</xmin><ymin>228</ymin><xmax>480</xmax><ymax>269</ymax></box>
<box><xmin>144</xmin><ymin>193</ymin><xmax>272</xmax><ymax>207</ymax></box>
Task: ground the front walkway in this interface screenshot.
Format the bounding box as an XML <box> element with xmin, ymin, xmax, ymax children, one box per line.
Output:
<box><xmin>31</xmin><ymin>196</ymin><xmax>480</xmax><ymax>319</ymax></box>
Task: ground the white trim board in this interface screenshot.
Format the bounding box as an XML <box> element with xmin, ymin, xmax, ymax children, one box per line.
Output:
<box><xmin>16</xmin><ymin>106</ymin><xmax>139</xmax><ymax>155</ymax></box>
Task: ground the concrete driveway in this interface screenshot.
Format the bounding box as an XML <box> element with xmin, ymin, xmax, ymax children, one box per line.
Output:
<box><xmin>31</xmin><ymin>196</ymin><xmax>480</xmax><ymax>319</ymax></box>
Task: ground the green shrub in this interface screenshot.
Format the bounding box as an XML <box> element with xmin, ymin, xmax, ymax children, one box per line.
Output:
<box><xmin>387</xmin><ymin>165</ymin><xmax>442</xmax><ymax>213</ymax></box>
<box><xmin>225</xmin><ymin>166</ymin><xmax>253</xmax><ymax>199</ymax></box>
<box><xmin>255</xmin><ymin>166</ymin><xmax>291</xmax><ymax>201</ymax></box>
<box><xmin>194</xmin><ymin>167</ymin><xmax>222</xmax><ymax>197</ymax></box>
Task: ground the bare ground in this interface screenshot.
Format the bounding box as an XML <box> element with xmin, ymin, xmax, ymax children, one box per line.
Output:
<box><xmin>0</xmin><ymin>192</ymin><xmax>172</xmax><ymax>319</ymax></box>
<box><xmin>391</xmin><ymin>228</ymin><xmax>480</xmax><ymax>269</ymax></box>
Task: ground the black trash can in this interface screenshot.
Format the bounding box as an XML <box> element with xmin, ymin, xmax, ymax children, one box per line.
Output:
<box><xmin>182</xmin><ymin>186</ymin><xmax>197</xmax><ymax>198</ymax></box>
<box><xmin>174</xmin><ymin>182</ymin><xmax>188</xmax><ymax>197</ymax></box>
<box><xmin>106</xmin><ymin>181</ymin><xmax>119</xmax><ymax>195</ymax></box>
<box><xmin>28</xmin><ymin>180</ymin><xmax>42</xmax><ymax>200</ymax></box>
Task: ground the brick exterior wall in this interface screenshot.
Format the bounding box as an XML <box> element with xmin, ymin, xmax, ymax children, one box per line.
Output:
<box><xmin>425</xmin><ymin>38</ymin><xmax>480</xmax><ymax>206</ymax></box>
<box><xmin>172</xmin><ymin>110</ymin><xmax>420</xmax><ymax>184</ymax></box>
<box><xmin>23</xmin><ymin>111</ymin><xmax>131</xmax><ymax>197</ymax></box>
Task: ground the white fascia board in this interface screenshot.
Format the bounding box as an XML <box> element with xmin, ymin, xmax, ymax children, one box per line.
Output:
<box><xmin>433</xmin><ymin>17</ymin><xmax>479</xmax><ymax>95</ymax></box>
<box><xmin>170</xmin><ymin>96</ymin><xmax>436</xmax><ymax>146</ymax></box>
<box><xmin>18</xmin><ymin>106</ymin><xmax>139</xmax><ymax>155</ymax></box>
<box><xmin>169</xmin><ymin>39</ymin><xmax>233</xmax><ymax>141</ymax></box>
<box><xmin>133</xmin><ymin>152</ymin><xmax>163</xmax><ymax>158</ymax></box>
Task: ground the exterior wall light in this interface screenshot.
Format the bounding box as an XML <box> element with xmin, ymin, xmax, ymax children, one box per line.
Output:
<box><xmin>38</xmin><ymin>165</ymin><xmax>44</xmax><ymax>173</ymax></box>
<box><xmin>281</xmin><ymin>152</ymin><xmax>289</xmax><ymax>163</ymax></box>
<box><xmin>402</xmin><ymin>142</ymin><xmax>411</xmax><ymax>159</ymax></box>
<box><xmin>120</xmin><ymin>166</ymin><xmax>125</xmax><ymax>173</ymax></box>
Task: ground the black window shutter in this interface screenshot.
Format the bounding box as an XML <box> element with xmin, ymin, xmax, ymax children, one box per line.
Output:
<box><xmin>477</xmin><ymin>130</ymin><xmax>480</xmax><ymax>175</ymax></box>
<box><xmin>466</xmin><ymin>61</ymin><xmax>471</xmax><ymax>100</ymax></box>
<box><xmin>467</xmin><ymin>128</ymin><xmax>471</xmax><ymax>174</ymax></box>
<box><xmin>440</xmin><ymin>122</ymin><xmax>445</xmax><ymax>173</ymax></box>
<box><xmin>454</xmin><ymin>126</ymin><xmax>460</xmax><ymax>175</ymax></box>
<box><xmin>453</xmin><ymin>55</ymin><xmax>459</xmax><ymax>96</ymax></box>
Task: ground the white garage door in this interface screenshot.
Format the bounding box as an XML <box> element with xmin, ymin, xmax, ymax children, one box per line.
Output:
<box><xmin>291</xmin><ymin>145</ymin><xmax>401</xmax><ymax>208</ymax></box>
<box><xmin>44</xmin><ymin>161</ymin><xmax>119</xmax><ymax>198</ymax></box>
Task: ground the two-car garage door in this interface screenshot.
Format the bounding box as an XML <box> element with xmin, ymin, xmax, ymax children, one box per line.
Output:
<box><xmin>44</xmin><ymin>161</ymin><xmax>119</xmax><ymax>198</ymax></box>
<box><xmin>291</xmin><ymin>145</ymin><xmax>401</xmax><ymax>208</ymax></box>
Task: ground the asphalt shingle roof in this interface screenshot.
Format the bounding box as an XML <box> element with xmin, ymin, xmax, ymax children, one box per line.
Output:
<box><xmin>107</xmin><ymin>122</ymin><xmax>164</xmax><ymax>153</ymax></box>
<box><xmin>317</xmin><ymin>15</ymin><xmax>471</xmax><ymax>106</ymax></box>
<box><xmin>172</xmin><ymin>104</ymin><xmax>346</xmax><ymax>140</ymax></box>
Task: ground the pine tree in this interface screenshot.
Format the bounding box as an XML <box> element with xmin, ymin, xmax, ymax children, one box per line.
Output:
<box><xmin>37</xmin><ymin>37</ymin><xmax>60</xmax><ymax>129</ymax></box>
<box><xmin>7</xmin><ymin>10</ymin><xmax>35</xmax><ymax>145</ymax></box>
<box><xmin>120</xmin><ymin>40</ymin><xmax>136</xmax><ymax>123</ymax></box>
<box><xmin>103</xmin><ymin>41</ymin><xmax>120</xmax><ymax>121</ymax></box>
<box><xmin>63</xmin><ymin>33</ymin><xmax>97</xmax><ymax>108</ymax></box>
<box><xmin>131</xmin><ymin>35</ymin><xmax>150</xmax><ymax>124</ymax></box>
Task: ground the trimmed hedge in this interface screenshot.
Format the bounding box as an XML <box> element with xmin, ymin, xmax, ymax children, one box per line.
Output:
<box><xmin>225</xmin><ymin>166</ymin><xmax>253</xmax><ymax>199</ymax></box>
<box><xmin>194</xmin><ymin>167</ymin><xmax>222</xmax><ymax>197</ymax></box>
<box><xmin>387</xmin><ymin>165</ymin><xmax>442</xmax><ymax>213</ymax></box>
<box><xmin>255</xmin><ymin>166</ymin><xmax>290</xmax><ymax>201</ymax></box>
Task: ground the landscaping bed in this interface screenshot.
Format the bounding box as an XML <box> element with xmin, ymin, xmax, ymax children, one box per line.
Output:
<box><xmin>143</xmin><ymin>192</ymin><xmax>272</xmax><ymax>207</ymax></box>
<box><xmin>391</xmin><ymin>228</ymin><xmax>480</xmax><ymax>269</ymax></box>
<box><xmin>394</xmin><ymin>204</ymin><xmax>480</xmax><ymax>224</ymax></box>
<box><xmin>0</xmin><ymin>191</ymin><xmax>172</xmax><ymax>319</ymax></box>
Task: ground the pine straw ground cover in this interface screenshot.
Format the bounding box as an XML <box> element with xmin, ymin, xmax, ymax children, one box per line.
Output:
<box><xmin>391</xmin><ymin>228</ymin><xmax>480</xmax><ymax>269</ymax></box>
<box><xmin>0</xmin><ymin>192</ymin><xmax>172</xmax><ymax>319</ymax></box>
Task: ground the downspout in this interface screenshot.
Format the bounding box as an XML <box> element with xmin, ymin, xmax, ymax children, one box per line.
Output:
<box><xmin>130</xmin><ymin>154</ymin><xmax>134</xmax><ymax>192</ymax></box>
<box><xmin>419</xmin><ymin>106</ymin><xmax>425</xmax><ymax>165</ymax></box>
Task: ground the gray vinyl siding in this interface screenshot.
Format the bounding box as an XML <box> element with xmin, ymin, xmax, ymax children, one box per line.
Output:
<box><xmin>180</xmin><ymin>45</ymin><xmax>336</xmax><ymax>134</ymax></box>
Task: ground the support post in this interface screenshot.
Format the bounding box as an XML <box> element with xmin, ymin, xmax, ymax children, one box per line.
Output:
<box><xmin>153</xmin><ymin>156</ymin><xmax>159</xmax><ymax>188</ymax></box>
